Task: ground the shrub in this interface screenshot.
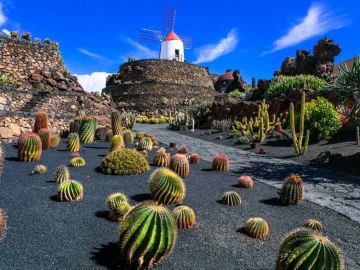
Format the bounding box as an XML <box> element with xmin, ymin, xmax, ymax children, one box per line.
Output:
<box><xmin>265</xmin><ymin>75</ymin><xmax>326</xmax><ymax>99</ymax></box>
<box><xmin>172</xmin><ymin>205</ymin><xmax>196</xmax><ymax>229</ymax></box>
<box><xmin>58</xmin><ymin>180</ymin><xmax>83</xmax><ymax>201</ymax></box>
<box><xmin>222</xmin><ymin>191</ymin><xmax>241</xmax><ymax>206</ymax></box>
<box><xmin>229</xmin><ymin>89</ymin><xmax>246</xmax><ymax>98</ymax></box>
<box><xmin>169</xmin><ymin>154</ymin><xmax>189</xmax><ymax>178</ymax></box>
<box><xmin>101</xmin><ymin>148</ymin><xmax>150</xmax><ymax>175</ymax></box>
<box><xmin>280</xmin><ymin>174</ymin><xmax>304</xmax><ymax>205</ymax></box>
<box><xmin>18</xmin><ymin>132</ymin><xmax>42</xmax><ymax>162</ymax></box>
<box><xmin>54</xmin><ymin>165</ymin><xmax>70</xmax><ymax>183</ymax></box>
<box><xmin>244</xmin><ymin>217</ymin><xmax>269</xmax><ymax>239</ymax></box>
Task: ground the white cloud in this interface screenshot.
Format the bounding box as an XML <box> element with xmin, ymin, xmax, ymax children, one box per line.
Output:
<box><xmin>75</xmin><ymin>72</ymin><xmax>111</xmax><ymax>93</ymax></box>
<box><xmin>193</xmin><ymin>29</ymin><xmax>238</xmax><ymax>64</ymax></box>
<box><xmin>120</xmin><ymin>37</ymin><xmax>158</xmax><ymax>61</ymax></box>
<box><xmin>2</xmin><ymin>28</ymin><xmax>9</xmax><ymax>35</ymax></box>
<box><xmin>263</xmin><ymin>3</ymin><xmax>350</xmax><ymax>54</ymax></box>
<box><xmin>0</xmin><ymin>3</ymin><xmax>7</xmax><ymax>26</ymax></box>
<box><xmin>78</xmin><ymin>48</ymin><xmax>111</xmax><ymax>62</ymax></box>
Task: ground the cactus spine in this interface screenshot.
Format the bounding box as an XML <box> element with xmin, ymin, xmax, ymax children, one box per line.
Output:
<box><xmin>18</xmin><ymin>132</ymin><xmax>42</xmax><ymax>162</ymax></box>
<box><xmin>67</xmin><ymin>133</ymin><xmax>80</xmax><ymax>152</ymax></box>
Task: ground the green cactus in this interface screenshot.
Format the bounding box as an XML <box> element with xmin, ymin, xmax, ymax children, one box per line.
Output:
<box><xmin>222</xmin><ymin>191</ymin><xmax>241</xmax><ymax>206</ymax></box>
<box><xmin>34</xmin><ymin>164</ymin><xmax>47</xmax><ymax>175</ymax></box>
<box><xmin>58</xmin><ymin>180</ymin><xmax>83</xmax><ymax>201</ymax></box>
<box><xmin>54</xmin><ymin>165</ymin><xmax>70</xmax><ymax>183</ymax></box>
<box><xmin>169</xmin><ymin>153</ymin><xmax>189</xmax><ymax>178</ymax></box>
<box><xmin>67</xmin><ymin>133</ymin><xmax>80</xmax><ymax>152</ymax></box>
<box><xmin>110</xmin><ymin>135</ymin><xmax>124</xmax><ymax>152</ymax></box>
<box><xmin>18</xmin><ymin>132</ymin><xmax>42</xmax><ymax>162</ymax></box>
<box><xmin>38</xmin><ymin>128</ymin><xmax>51</xmax><ymax>150</ymax></box>
<box><xmin>304</xmin><ymin>219</ymin><xmax>323</xmax><ymax>232</ymax></box>
<box><xmin>280</xmin><ymin>174</ymin><xmax>304</xmax><ymax>205</ymax></box>
<box><xmin>149</xmin><ymin>168</ymin><xmax>186</xmax><ymax>205</ymax></box>
<box><xmin>72</xmin><ymin>116</ymin><xmax>84</xmax><ymax>134</ymax></box>
<box><xmin>123</xmin><ymin>130</ymin><xmax>134</xmax><ymax>145</ymax></box>
<box><xmin>290</xmin><ymin>91</ymin><xmax>310</xmax><ymax>155</ymax></box>
<box><xmin>212</xmin><ymin>153</ymin><xmax>229</xmax><ymax>171</ymax></box>
<box><xmin>153</xmin><ymin>147</ymin><xmax>170</xmax><ymax>167</ymax></box>
<box><xmin>70</xmin><ymin>157</ymin><xmax>86</xmax><ymax>167</ymax></box>
<box><xmin>79</xmin><ymin>116</ymin><xmax>96</xmax><ymax>144</ymax></box>
<box><xmin>76</xmin><ymin>107</ymin><xmax>86</xmax><ymax>117</ymax></box>
<box><xmin>172</xmin><ymin>205</ymin><xmax>196</xmax><ymax>229</ymax></box>
<box><xmin>276</xmin><ymin>228</ymin><xmax>344</xmax><ymax>270</ymax></box>
<box><xmin>111</xmin><ymin>111</ymin><xmax>122</xmax><ymax>136</ymax></box>
<box><xmin>123</xmin><ymin>111</ymin><xmax>137</xmax><ymax>130</ymax></box>
<box><xmin>244</xmin><ymin>217</ymin><xmax>269</xmax><ymax>239</ymax></box>
<box><xmin>106</xmin><ymin>192</ymin><xmax>131</xmax><ymax>221</ymax></box>
<box><xmin>138</xmin><ymin>137</ymin><xmax>153</xmax><ymax>151</ymax></box>
<box><xmin>118</xmin><ymin>201</ymin><xmax>177</xmax><ymax>269</ymax></box>
<box><xmin>34</xmin><ymin>111</ymin><xmax>49</xmax><ymax>133</ymax></box>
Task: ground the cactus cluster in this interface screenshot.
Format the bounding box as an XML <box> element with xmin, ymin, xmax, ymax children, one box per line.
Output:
<box><xmin>0</xmin><ymin>208</ymin><xmax>6</xmax><ymax>240</ymax></box>
<box><xmin>212</xmin><ymin>153</ymin><xmax>229</xmax><ymax>171</ymax></box>
<box><xmin>138</xmin><ymin>137</ymin><xmax>153</xmax><ymax>151</ymax></box>
<box><xmin>238</xmin><ymin>176</ymin><xmax>254</xmax><ymax>188</ymax></box>
<box><xmin>222</xmin><ymin>191</ymin><xmax>241</xmax><ymax>206</ymax></box>
<box><xmin>172</xmin><ymin>205</ymin><xmax>196</xmax><ymax>229</ymax></box>
<box><xmin>110</xmin><ymin>135</ymin><xmax>124</xmax><ymax>152</ymax></box>
<box><xmin>34</xmin><ymin>164</ymin><xmax>47</xmax><ymax>175</ymax></box>
<box><xmin>67</xmin><ymin>133</ymin><xmax>80</xmax><ymax>152</ymax></box>
<box><xmin>34</xmin><ymin>111</ymin><xmax>49</xmax><ymax>133</ymax></box>
<box><xmin>123</xmin><ymin>130</ymin><xmax>134</xmax><ymax>145</ymax></box>
<box><xmin>18</xmin><ymin>132</ymin><xmax>42</xmax><ymax>162</ymax></box>
<box><xmin>276</xmin><ymin>228</ymin><xmax>344</xmax><ymax>270</ymax></box>
<box><xmin>153</xmin><ymin>147</ymin><xmax>170</xmax><ymax>167</ymax></box>
<box><xmin>118</xmin><ymin>201</ymin><xmax>177</xmax><ymax>269</ymax></box>
<box><xmin>304</xmin><ymin>219</ymin><xmax>323</xmax><ymax>232</ymax></box>
<box><xmin>280</xmin><ymin>174</ymin><xmax>304</xmax><ymax>205</ymax></box>
<box><xmin>244</xmin><ymin>217</ymin><xmax>269</xmax><ymax>239</ymax></box>
<box><xmin>38</xmin><ymin>128</ymin><xmax>51</xmax><ymax>150</ymax></box>
<box><xmin>149</xmin><ymin>168</ymin><xmax>186</xmax><ymax>205</ymax></box>
<box><xmin>111</xmin><ymin>111</ymin><xmax>122</xmax><ymax>136</ymax></box>
<box><xmin>70</xmin><ymin>156</ymin><xmax>86</xmax><ymax>167</ymax></box>
<box><xmin>190</xmin><ymin>153</ymin><xmax>200</xmax><ymax>164</ymax></box>
<box><xmin>54</xmin><ymin>165</ymin><xmax>70</xmax><ymax>183</ymax></box>
<box><xmin>169</xmin><ymin>153</ymin><xmax>190</xmax><ymax>178</ymax></box>
<box><xmin>58</xmin><ymin>180</ymin><xmax>83</xmax><ymax>201</ymax></box>
<box><xmin>106</xmin><ymin>192</ymin><xmax>131</xmax><ymax>221</ymax></box>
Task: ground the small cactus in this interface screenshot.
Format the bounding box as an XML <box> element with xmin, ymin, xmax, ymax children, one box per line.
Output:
<box><xmin>123</xmin><ymin>130</ymin><xmax>134</xmax><ymax>145</ymax></box>
<box><xmin>244</xmin><ymin>217</ymin><xmax>269</xmax><ymax>239</ymax></box>
<box><xmin>153</xmin><ymin>147</ymin><xmax>170</xmax><ymax>167</ymax></box>
<box><xmin>280</xmin><ymin>174</ymin><xmax>304</xmax><ymax>205</ymax></box>
<box><xmin>111</xmin><ymin>111</ymin><xmax>122</xmax><ymax>136</ymax></box>
<box><xmin>276</xmin><ymin>228</ymin><xmax>344</xmax><ymax>270</ymax></box>
<box><xmin>119</xmin><ymin>201</ymin><xmax>177</xmax><ymax>269</ymax></box>
<box><xmin>49</xmin><ymin>134</ymin><xmax>60</xmax><ymax>148</ymax></box>
<box><xmin>106</xmin><ymin>192</ymin><xmax>131</xmax><ymax>221</ymax></box>
<box><xmin>222</xmin><ymin>191</ymin><xmax>241</xmax><ymax>206</ymax></box>
<box><xmin>110</xmin><ymin>135</ymin><xmax>124</xmax><ymax>152</ymax></box>
<box><xmin>190</xmin><ymin>153</ymin><xmax>200</xmax><ymax>164</ymax></box>
<box><xmin>67</xmin><ymin>133</ymin><xmax>80</xmax><ymax>152</ymax></box>
<box><xmin>177</xmin><ymin>146</ymin><xmax>188</xmax><ymax>154</ymax></box>
<box><xmin>54</xmin><ymin>165</ymin><xmax>70</xmax><ymax>183</ymax></box>
<box><xmin>34</xmin><ymin>111</ymin><xmax>49</xmax><ymax>133</ymax></box>
<box><xmin>38</xmin><ymin>128</ymin><xmax>51</xmax><ymax>150</ymax></box>
<box><xmin>172</xmin><ymin>205</ymin><xmax>196</xmax><ymax>229</ymax></box>
<box><xmin>138</xmin><ymin>137</ymin><xmax>153</xmax><ymax>151</ymax></box>
<box><xmin>58</xmin><ymin>180</ymin><xmax>83</xmax><ymax>201</ymax></box>
<box><xmin>304</xmin><ymin>219</ymin><xmax>323</xmax><ymax>232</ymax></box>
<box><xmin>34</xmin><ymin>164</ymin><xmax>47</xmax><ymax>175</ymax></box>
<box><xmin>105</xmin><ymin>129</ymin><xmax>113</xmax><ymax>142</ymax></box>
<box><xmin>169</xmin><ymin>153</ymin><xmax>190</xmax><ymax>178</ymax></box>
<box><xmin>238</xmin><ymin>176</ymin><xmax>254</xmax><ymax>188</ymax></box>
<box><xmin>149</xmin><ymin>168</ymin><xmax>186</xmax><ymax>205</ymax></box>
<box><xmin>70</xmin><ymin>157</ymin><xmax>86</xmax><ymax>167</ymax></box>
<box><xmin>79</xmin><ymin>117</ymin><xmax>97</xmax><ymax>144</ymax></box>
<box><xmin>0</xmin><ymin>208</ymin><xmax>6</xmax><ymax>241</ymax></box>
<box><xmin>212</xmin><ymin>153</ymin><xmax>229</xmax><ymax>171</ymax></box>
<box><xmin>18</xmin><ymin>132</ymin><xmax>42</xmax><ymax>162</ymax></box>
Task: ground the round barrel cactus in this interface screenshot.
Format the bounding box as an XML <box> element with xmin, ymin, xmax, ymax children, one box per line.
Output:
<box><xmin>276</xmin><ymin>228</ymin><xmax>344</xmax><ymax>270</ymax></box>
<box><xmin>79</xmin><ymin>117</ymin><xmax>96</xmax><ymax>144</ymax></box>
<box><xmin>212</xmin><ymin>153</ymin><xmax>229</xmax><ymax>171</ymax></box>
<box><xmin>70</xmin><ymin>157</ymin><xmax>86</xmax><ymax>167</ymax></box>
<box><xmin>177</xmin><ymin>146</ymin><xmax>188</xmax><ymax>154</ymax></box>
<box><xmin>244</xmin><ymin>217</ymin><xmax>269</xmax><ymax>239</ymax></box>
<box><xmin>123</xmin><ymin>130</ymin><xmax>134</xmax><ymax>145</ymax></box>
<box><xmin>34</xmin><ymin>164</ymin><xmax>47</xmax><ymax>175</ymax></box>
<box><xmin>67</xmin><ymin>133</ymin><xmax>80</xmax><ymax>152</ymax></box>
<box><xmin>190</xmin><ymin>153</ymin><xmax>200</xmax><ymax>164</ymax></box>
<box><xmin>153</xmin><ymin>147</ymin><xmax>170</xmax><ymax>167</ymax></box>
<box><xmin>58</xmin><ymin>180</ymin><xmax>83</xmax><ymax>202</ymax></box>
<box><xmin>54</xmin><ymin>165</ymin><xmax>70</xmax><ymax>183</ymax></box>
<box><xmin>238</xmin><ymin>176</ymin><xmax>254</xmax><ymax>188</ymax></box>
<box><xmin>110</xmin><ymin>135</ymin><xmax>124</xmax><ymax>152</ymax></box>
<box><xmin>18</xmin><ymin>132</ymin><xmax>42</xmax><ymax>162</ymax></box>
<box><xmin>0</xmin><ymin>208</ymin><xmax>6</xmax><ymax>241</ymax></box>
<box><xmin>169</xmin><ymin>153</ymin><xmax>189</xmax><ymax>178</ymax></box>
<box><xmin>119</xmin><ymin>201</ymin><xmax>177</xmax><ymax>269</ymax></box>
<box><xmin>222</xmin><ymin>191</ymin><xmax>241</xmax><ymax>206</ymax></box>
<box><xmin>304</xmin><ymin>219</ymin><xmax>323</xmax><ymax>232</ymax></box>
<box><xmin>138</xmin><ymin>137</ymin><xmax>153</xmax><ymax>151</ymax></box>
<box><xmin>49</xmin><ymin>134</ymin><xmax>61</xmax><ymax>148</ymax></box>
<box><xmin>149</xmin><ymin>168</ymin><xmax>186</xmax><ymax>205</ymax></box>
<box><xmin>105</xmin><ymin>129</ymin><xmax>113</xmax><ymax>142</ymax></box>
<box><xmin>280</xmin><ymin>174</ymin><xmax>304</xmax><ymax>205</ymax></box>
<box><xmin>111</xmin><ymin>111</ymin><xmax>122</xmax><ymax>136</ymax></box>
<box><xmin>173</xmin><ymin>205</ymin><xmax>196</xmax><ymax>229</ymax></box>
<box><xmin>106</xmin><ymin>192</ymin><xmax>131</xmax><ymax>221</ymax></box>
<box><xmin>38</xmin><ymin>128</ymin><xmax>51</xmax><ymax>150</ymax></box>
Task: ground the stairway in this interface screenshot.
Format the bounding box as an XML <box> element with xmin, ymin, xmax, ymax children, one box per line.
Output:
<box><xmin>20</xmin><ymin>91</ymin><xmax>51</xmax><ymax>113</ymax></box>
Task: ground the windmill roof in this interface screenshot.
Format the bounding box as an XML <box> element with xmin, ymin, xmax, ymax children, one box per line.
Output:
<box><xmin>163</xmin><ymin>31</ymin><xmax>182</xmax><ymax>42</ymax></box>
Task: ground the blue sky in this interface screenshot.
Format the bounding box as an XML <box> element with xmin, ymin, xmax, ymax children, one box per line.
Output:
<box><xmin>0</xmin><ymin>0</ymin><xmax>359</xmax><ymax>91</ymax></box>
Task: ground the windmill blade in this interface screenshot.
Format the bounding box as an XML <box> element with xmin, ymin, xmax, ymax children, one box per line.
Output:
<box><xmin>161</xmin><ymin>7</ymin><xmax>176</xmax><ymax>35</ymax></box>
<box><xmin>179</xmin><ymin>35</ymin><xmax>192</xmax><ymax>50</ymax></box>
<box><xmin>139</xmin><ymin>28</ymin><xmax>162</xmax><ymax>43</ymax></box>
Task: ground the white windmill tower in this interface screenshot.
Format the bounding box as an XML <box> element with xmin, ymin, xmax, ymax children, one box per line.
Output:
<box><xmin>139</xmin><ymin>7</ymin><xmax>192</xmax><ymax>62</ymax></box>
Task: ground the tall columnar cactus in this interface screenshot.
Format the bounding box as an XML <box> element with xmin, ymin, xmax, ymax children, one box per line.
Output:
<box><xmin>123</xmin><ymin>130</ymin><xmax>134</xmax><ymax>145</ymax></box>
<box><xmin>67</xmin><ymin>133</ymin><xmax>80</xmax><ymax>152</ymax></box>
<box><xmin>111</xmin><ymin>111</ymin><xmax>122</xmax><ymax>136</ymax></box>
<box><xmin>149</xmin><ymin>168</ymin><xmax>186</xmax><ymax>205</ymax></box>
<box><xmin>123</xmin><ymin>111</ymin><xmax>137</xmax><ymax>130</ymax></box>
<box><xmin>280</xmin><ymin>174</ymin><xmax>304</xmax><ymax>205</ymax></box>
<box><xmin>38</xmin><ymin>128</ymin><xmax>51</xmax><ymax>150</ymax></box>
<box><xmin>290</xmin><ymin>91</ymin><xmax>310</xmax><ymax>155</ymax></box>
<box><xmin>106</xmin><ymin>192</ymin><xmax>131</xmax><ymax>221</ymax></box>
<box><xmin>0</xmin><ymin>208</ymin><xmax>6</xmax><ymax>240</ymax></box>
<box><xmin>110</xmin><ymin>135</ymin><xmax>124</xmax><ymax>152</ymax></box>
<box><xmin>238</xmin><ymin>175</ymin><xmax>254</xmax><ymax>188</ymax></box>
<box><xmin>172</xmin><ymin>205</ymin><xmax>196</xmax><ymax>229</ymax></box>
<box><xmin>276</xmin><ymin>228</ymin><xmax>344</xmax><ymax>270</ymax></box>
<box><xmin>70</xmin><ymin>157</ymin><xmax>86</xmax><ymax>167</ymax></box>
<box><xmin>138</xmin><ymin>137</ymin><xmax>153</xmax><ymax>151</ymax></box>
<box><xmin>79</xmin><ymin>117</ymin><xmax>96</xmax><ymax>144</ymax></box>
<box><xmin>169</xmin><ymin>153</ymin><xmax>190</xmax><ymax>178</ymax></box>
<box><xmin>212</xmin><ymin>153</ymin><xmax>230</xmax><ymax>171</ymax></box>
<box><xmin>153</xmin><ymin>147</ymin><xmax>170</xmax><ymax>167</ymax></box>
<box><xmin>34</xmin><ymin>111</ymin><xmax>49</xmax><ymax>133</ymax></box>
<box><xmin>304</xmin><ymin>219</ymin><xmax>323</xmax><ymax>232</ymax></box>
<box><xmin>54</xmin><ymin>165</ymin><xmax>70</xmax><ymax>183</ymax></box>
<box><xmin>244</xmin><ymin>217</ymin><xmax>269</xmax><ymax>239</ymax></box>
<box><xmin>222</xmin><ymin>191</ymin><xmax>241</xmax><ymax>206</ymax></box>
<box><xmin>18</xmin><ymin>132</ymin><xmax>42</xmax><ymax>162</ymax></box>
<box><xmin>58</xmin><ymin>180</ymin><xmax>84</xmax><ymax>201</ymax></box>
<box><xmin>119</xmin><ymin>201</ymin><xmax>177</xmax><ymax>269</ymax></box>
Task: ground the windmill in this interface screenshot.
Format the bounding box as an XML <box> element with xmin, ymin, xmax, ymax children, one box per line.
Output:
<box><xmin>139</xmin><ymin>7</ymin><xmax>192</xmax><ymax>62</ymax></box>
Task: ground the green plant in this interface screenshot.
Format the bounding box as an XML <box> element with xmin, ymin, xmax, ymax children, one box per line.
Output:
<box><xmin>153</xmin><ymin>147</ymin><xmax>170</xmax><ymax>167</ymax></box>
<box><xmin>110</xmin><ymin>135</ymin><xmax>124</xmax><ymax>152</ymax></box>
<box><xmin>54</xmin><ymin>165</ymin><xmax>70</xmax><ymax>183</ymax></box>
<box><xmin>101</xmin><ymin>148</ymin><xmax>150</xmax><ymax>175</ymax></box>
<box><xmin>38</xmin><ymin>128</ymin><xmax>50</xmax><ymax>150</ymax></box>
<box><xmin>169</xmin><ymin>111</ymin><xmax>188</xmax><ymax>130</ymax></box>
<box><xmin>138</xmin><ymin>137</ymin><xmax>153</xmax><ymax>151</ymax></box>
<box><xmin>49</xmin><ymin>134</ymin><xmax>60</xmax><ymax>148</ymax></box>
<box><xmin>18</xmin><ymin>132</ymin><xmax>42</xmax><ymax>162</ymax></box>
<box><xmin>123</xmin><ymin>130</ymin><xmax>134</xmax><ymax>145</ymax></box>
<box><xmin>118</xmin><ymin>201</ymin><xmax>177</xmax><ymax>269</ymax></box>
<box><xmin>244</xmin><ymin>217</ymin><xmax>269</xmax><ymax>238</ymax></box>
<box><xmin>276</xmin><ymin>228</ymin><xmax>344</xmax><ymax>270</ymax></box>
<box><xmin>212</xmin><ymin>153</ymin><xmax>229</xmax><ymax>171</ymax></box>
<box><xmin>79</xmin><ymin>116</ymin><xmax>97</xmax><ymax>144</ymax></box>
<box><xmin>67</xmin><ymin>133</ymin><xmax>80</xmax><ymax>152</ymax></box>
<box><xmin>111</xmin><ymin>112</ymin><xmax>122</xmax><ymax>136</ymax></box>
<box><xmin>169</xmin><ymin>153</ymin><xmax>190</xmax><ymax>178</ymax></box>
<box><xmin>238</xmin><ymin>175</ymin><xmax>254</xmax><ymax>188</ymax></box>
<box><xmin>212</xmin><ymin>119</ymin><xmax>232</xmax><ymax>132</ymax></box>
<box><xmin>58</xmin><ymin>180</ymin><xmax>83</xmax><ymax>202</ymax></box>
<box><xmin>34</xmin><ymin>111</ymin><xmax>49</xmax><ymax>133</ymax></box>
<box><xmin>106</xmin><ymin>192</ymin><xmax>131</xmax><ymax>221</ymax></box>
<box><xmin>122</xmin><ymin>112</ymin><xmax>137</xmax><ymax>130</ymax></box>
<box><xmin>222</xmin><ymin>191</ymin><xmax>241</xmax><ymax>206</ymax></box>
<box><xmin>190</xmin><ymin>153</ymin><xmax>200</xmax><ymax>164</ymax></box>
<box><xmin>265</xmin><ymin>75</ymin><xmax>326</xmax><ymax>99</ymax></box>
<box><xmin>280</xmin><ymin>174</ymin><xmax>304</xmax><ymax>205</ymax></box>
<box><xmin>70</xmin><ymin>157</ymin><xmax>86</xmax><ymax>167</ymax></box>
<box><xmin>304</xmin><ymin>219</ymin><xmax>323</xmax><ymax>232</ymax></box>
<box><xmin>172</xmin><ymin>205</ymin><xmax>196</xmax><ymax>229</ymax></box>
<box><xmin>149</xmin><ymin>168</ymin><xmax>186</xmax><ymax>205</ymax></box>
<box><xmin>290</xmin><ymin>91</ymin><xmax>310</xmax><ymax>155</ymax></box>
<box><xmin>229</xmin><ymin>89</ymin><xmax>246</xmax><ymax>98</ymax></box>
<box><xmin>0</xmin><ymin>208</ymin><xmax>6</xmax><ymax>240</ymax></box>
<box><xmin>0</xmin><ymin>74</ymin><xmax>19</xmax><ymax>87</ymax></box>
<box><xmin>34</xmin><ymin>164</ymin><xmax>47</xmax><ymax>175</ymax></box>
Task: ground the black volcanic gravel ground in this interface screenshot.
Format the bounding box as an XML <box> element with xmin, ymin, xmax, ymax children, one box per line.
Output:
<box><xmin>0</xmin><ymin>139</ymin><xmax>359</xmax><ymax>269</ymax></box>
